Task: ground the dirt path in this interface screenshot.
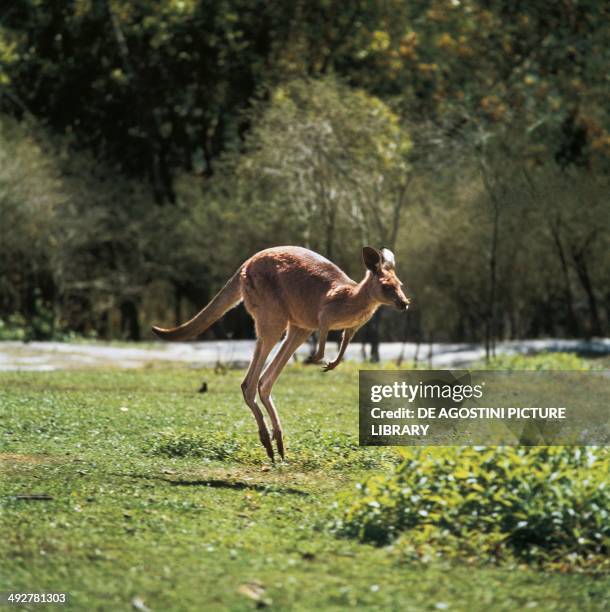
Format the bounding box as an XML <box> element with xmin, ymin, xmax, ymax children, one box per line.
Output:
<box><xmin>1</xmin><ymin>339</ymin><xmax>608</xmax><ymax>371</ymax></box>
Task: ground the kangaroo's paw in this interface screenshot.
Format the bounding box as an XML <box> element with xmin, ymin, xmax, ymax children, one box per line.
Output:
<box><xmin>258</xmin><ymin>427</ymin><xmax>275</xmax><ymax>463</ymax></box>
<box><xmin>322</xmin><ymin>361</ymin><xmax>338</xmax><ymax>372</ymax></box>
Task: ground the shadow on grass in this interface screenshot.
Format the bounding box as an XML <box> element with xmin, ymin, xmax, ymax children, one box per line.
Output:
<box><xmin>114</xmin><ymin>471</ymin><xmax>309</xmax><ymax>496</ymax></box>
<box><xmin>166</xmin><ymin>478</ymin><xmax>309</xmax><ymax>496</ymax></box>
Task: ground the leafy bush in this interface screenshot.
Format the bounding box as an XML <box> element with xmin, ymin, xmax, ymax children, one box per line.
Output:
<box><xmin>25</xmin><ymin>295</ymin><xmax>56</xmax><ymax>341</ymax></box>
<box><xmin>333</xmin><ymin>447</ymin><xmax>609</xmax><ymax>571</ymax></box>
<box><xmin>483</xmin><ymin>351</ymin><xmax>595</xmax><ymax>371</ymax></box>
<box><xmin>0</xmin><ymin>302</ymin><xmax>85</xmax><ymax>342</ymax></box>
<box><xmin>0</xmin><ymin>315</ymin><xmax>26</xmax><ymax>340</ymax></box>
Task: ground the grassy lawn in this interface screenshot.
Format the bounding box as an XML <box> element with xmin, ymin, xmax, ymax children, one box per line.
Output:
<box><xmin>1</xmin><ymin>364</ymin><xmax>608</xmax><ymax>611</ymax></box>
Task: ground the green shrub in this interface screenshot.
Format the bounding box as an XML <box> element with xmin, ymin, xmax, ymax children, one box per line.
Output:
<box><xmin>0</xmin><ymin>315</ymin><xmax>27</xmax><ymax>340</ymax></box>
<box><xmin>333</xmin><ymin>447</ymin><xmax>609</xmax><ymax>571</ymax></box>
<box><xmin>482</xmin><ymin>352</ymin><xmax>595</xmax><ymax>371</ymax></box>
<box><xmin>0</xmin><ymin>298</ymin><xmax>90</xmax><ymax>342</ymax></box>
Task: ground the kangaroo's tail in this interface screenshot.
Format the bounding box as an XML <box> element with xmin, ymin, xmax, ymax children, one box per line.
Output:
<box><xmin>152</xmin><ymin>267</ymin><xmax>243</xmax><ymax>342</ymax></box>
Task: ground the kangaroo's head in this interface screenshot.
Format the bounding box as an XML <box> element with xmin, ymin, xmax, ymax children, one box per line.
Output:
<box><xmin>363</xmin><ymin>246</ymin><xmax>410</xmax><ymax>311</ymax></box>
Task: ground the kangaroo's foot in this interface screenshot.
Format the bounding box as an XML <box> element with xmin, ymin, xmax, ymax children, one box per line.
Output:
<box><xmin>321</xmin><ymin>360</ymin><xmax>339</xmax><ymax>372</ymax></box>
<box><xmin>310</xmin><ymin>351</ymin><xmax>325</xmax><ymax>364</ymax></box>
<box><xmin>271</xmin><ymin>428</ymin><xmax>285</xmax><ymax>460</ymax></box>
<box><xmin>258</xmin><ymin>426</ymin><xmax>275</xmax><ymax>462</ymax></box>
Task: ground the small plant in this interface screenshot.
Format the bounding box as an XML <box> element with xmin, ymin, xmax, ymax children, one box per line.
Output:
<box><xmin>333</xmin><ymin>446</ymin><xmax>609</xmax><ymax>571</ymax></box>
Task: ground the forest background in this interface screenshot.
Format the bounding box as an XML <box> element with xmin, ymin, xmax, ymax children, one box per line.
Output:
<box><xmin>1</xmin><ymin>0</ymin><xmax>608</xmax><ymax>357</ymax></box>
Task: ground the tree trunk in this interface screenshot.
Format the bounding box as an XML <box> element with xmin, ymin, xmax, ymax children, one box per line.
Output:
<box><xmin>325</xmin><ymin>202</ymin><xmax>336</xmax><ymax>260</ymax></box>
<box><xmin>120</xmin><ymin>300</ymin><xmax>140</xmax><ymax>341</ymax></box>
<box><xmin>366</xmin><ymin>310</ymin><xmax>381</xmax><ymax>362</ymax></box>
<box><xmin>571</xmin><ymin>247</ymin><xmax>602</xmax><ymax>337</ymax></box>
<box><xmin>485</xmin><ymin>197</ymin><xmax>500</xmax><ymax>362</ymax></box>
<box><xmin>550</xmin><ymin>222</ymin><xmax>579</xmax><ymax>336</ymax></box>
<box><xmin>174</xmin><ymin>286</ymin><xmax>183</xmax><ymax>326</ymax></box>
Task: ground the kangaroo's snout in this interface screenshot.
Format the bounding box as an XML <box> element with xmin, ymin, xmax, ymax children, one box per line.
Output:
<box><xmin>394</xmin><ymin>296</ymin><xmax>410</xmax><ymax>311</ymax></box>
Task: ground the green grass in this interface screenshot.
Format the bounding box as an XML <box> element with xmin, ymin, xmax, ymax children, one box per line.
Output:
<box><xmin>480</xmin><ymin>351</ymin><xmax>600</xmax><ymax>371</ymax></box>
<box><xmin>1</xmin><ymin>363</ymin><xmax>608</xmax><ymax>611</ymax></box>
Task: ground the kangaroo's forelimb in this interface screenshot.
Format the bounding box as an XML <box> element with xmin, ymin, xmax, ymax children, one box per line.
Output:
<box><xmin>322</xmin><ymin>327</ymin><xmax>357</xmax><ymax>371</ymax></box>
<box><xmin>310</xmin><ymin>327</ymin><xmax>329</xmax><ymax>364</ymax></box>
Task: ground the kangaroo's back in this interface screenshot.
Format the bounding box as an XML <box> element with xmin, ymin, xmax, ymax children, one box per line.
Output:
<box><xmin>241</xmin><ymin>246</ymin><xmax>355</xmax><ymax>330</ymax></box>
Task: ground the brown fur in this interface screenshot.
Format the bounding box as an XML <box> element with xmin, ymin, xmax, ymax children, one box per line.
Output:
<box><xmin>152</xmin><ymin>245</ymin><xmax>409</xmax><ymax>461</ymax></box>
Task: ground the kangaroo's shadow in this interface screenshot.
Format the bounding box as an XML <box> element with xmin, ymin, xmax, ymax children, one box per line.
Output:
<box><xmin>164</xmin><ymin>477</ymin><xmax>309</xmax><ymax>496</ymax></box>
<box><xmin>116</xmin><ymin>472</ymin><xmax>309</xmax><ymax>496</ymax></box>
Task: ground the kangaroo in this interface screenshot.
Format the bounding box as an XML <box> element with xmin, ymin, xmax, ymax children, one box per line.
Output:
<box><xmin>152</xmin><ymin>246</ymin><xmax>410</xmax><ymax>461</ymax></box>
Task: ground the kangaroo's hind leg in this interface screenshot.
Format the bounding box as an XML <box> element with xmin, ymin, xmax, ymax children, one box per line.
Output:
<box><xmin>241</xmin><ymin>320</ymin><xmax>285</xmax><ymax>461</ymax></box>
<box><xmin>258</xmin><ymin>325</ymin><xmax>311</xmax><ymax>460</ymax></box>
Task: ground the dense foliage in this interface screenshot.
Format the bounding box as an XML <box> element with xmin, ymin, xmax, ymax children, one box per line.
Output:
<box><xmin>0</xmin><ymin>1</ymin><xmax>608</xmax><ymax>343</ymax></box>
<box><xmin>334</xmin><ymin>446</ymin><xmax>610</xmax><ymax>571</ymax></box>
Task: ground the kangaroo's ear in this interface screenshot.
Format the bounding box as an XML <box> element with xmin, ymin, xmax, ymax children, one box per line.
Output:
<box><xmin>362</xmin><ymin>246</ymin><xmax>382</xmax><ymax>274</ymax></box>
<box><xmin>379</xmin><ymin>247</ymin><xmax>396</xmax><ymax>269</ymax></box>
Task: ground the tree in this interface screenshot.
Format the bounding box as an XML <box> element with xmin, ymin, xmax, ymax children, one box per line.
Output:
<box><xmin>225</xmin><ymin>77</ymin><xmax>413</xmax><ymax>358</ymax></box>
<box><xmin>231</xmin><ymin>77</ymin><xmax>411</xmax><ymax>264</ymax></box>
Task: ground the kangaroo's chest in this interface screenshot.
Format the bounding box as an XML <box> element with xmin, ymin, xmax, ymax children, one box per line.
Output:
<box><xmin>328</xmin><ymin>303</ymin><xmax>379</xmax><ymax>330</ymax></box>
